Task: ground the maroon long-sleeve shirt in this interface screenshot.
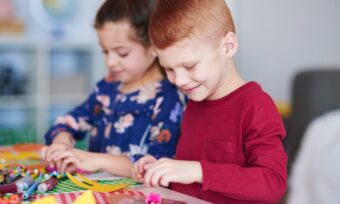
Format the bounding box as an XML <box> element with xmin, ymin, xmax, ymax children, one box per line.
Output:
<box><xmin>172</xmin><ymin>82</ymin><xmax>287</xmax><ymax>204</ymax></box>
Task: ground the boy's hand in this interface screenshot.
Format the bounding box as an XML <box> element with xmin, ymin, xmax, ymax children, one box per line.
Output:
<box><xmin>52</xmin><ymin>149</ymin><xmax>100</xmax><ymax>173</ymax></box>
<box><xmin>143</xmin><ymin>158</ymin><xmax>203</xmax><ymax>187</ymax></box>
<box><xmin>131</xmin><ymin>155</ymin><xmax>157</xmax><ymax>182</ymax></box>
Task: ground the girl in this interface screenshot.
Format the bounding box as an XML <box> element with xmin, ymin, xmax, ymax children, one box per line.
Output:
<box><xmin>40</xmin><ymin>0</ymin><xmax>185</xmax><ymax>177</ymax></box>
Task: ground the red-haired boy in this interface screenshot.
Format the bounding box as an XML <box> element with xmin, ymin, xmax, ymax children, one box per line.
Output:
<box><xmin>132</xmin><ymin>0</ymin><xmax>287</xmax><ymax>203</ymax></box>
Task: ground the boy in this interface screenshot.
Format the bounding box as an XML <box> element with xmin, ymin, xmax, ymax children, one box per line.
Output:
<box><xmin>132</xmin><ymin>0</ymin><xmax>287</xmax><ymax>203</ymax></box>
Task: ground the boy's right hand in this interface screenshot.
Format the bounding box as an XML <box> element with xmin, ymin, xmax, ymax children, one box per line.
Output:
<box><xmin>40</xmin><ymin>132</ymin><xmax>75</xmax><ymax>168</ymax></box>
<box><xmin>131</xmin><ymin>155</ymin><xmax>157</xmax><ymax>182</ymax></box>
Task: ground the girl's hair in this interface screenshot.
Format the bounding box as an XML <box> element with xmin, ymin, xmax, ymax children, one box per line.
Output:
<box><xmin>94</xmin><ymin>0</ymin><xmax>156</xmax><ymax>47</ymax></box>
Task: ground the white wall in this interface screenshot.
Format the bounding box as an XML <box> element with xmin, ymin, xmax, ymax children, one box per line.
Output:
<box><xmin>228</xmin><ymin>0</ymin><xmax>340</xmax><ymax>102</ymax></box>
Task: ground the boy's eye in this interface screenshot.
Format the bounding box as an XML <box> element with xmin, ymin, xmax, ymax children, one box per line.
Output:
<box><xmin>101</xmin><ymin>50</ymin><xmax>108</xmax><ymax>55</ymax></box>
<box><xmin>184</xmin><ymin>64</ymin><xmax>196</xmax><ymax>70</ymax></box>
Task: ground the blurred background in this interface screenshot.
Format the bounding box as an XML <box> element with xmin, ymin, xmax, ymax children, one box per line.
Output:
<box><xmin>0</xmin><ymin>0</ymin><xmax>105</xmax><ymax>148</ymax></box>
<box><xmin>0</xmin><ymin>0</ymin><xmax>339</xmax><ymax>202</ymax></box>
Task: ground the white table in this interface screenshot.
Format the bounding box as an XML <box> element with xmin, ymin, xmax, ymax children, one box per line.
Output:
<box><xmin>134</xmin><ymin>186</ymin><xmax>212</xmax><ymax>204</ymax></box>
<box><xmin>86</xmin><ymin>172</ymin><xmax>212</xmax><ymax>204</ymax></box>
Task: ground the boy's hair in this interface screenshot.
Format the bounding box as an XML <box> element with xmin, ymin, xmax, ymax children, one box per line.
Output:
<box><xmin>149</xmin><ymin>0</ymin><xmax>235</xmax><ymax>49</ymax></box>
<box><xmin>94</xmin><ymin>0</ymin><xmax>156</xmax><ymax>46</ymax></box>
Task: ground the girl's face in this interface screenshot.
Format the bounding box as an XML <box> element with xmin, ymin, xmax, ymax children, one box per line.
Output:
<box><xmin>96</xmin><ymin>21</ymin><xmax>156</xmax><ymax>85</ymax></box>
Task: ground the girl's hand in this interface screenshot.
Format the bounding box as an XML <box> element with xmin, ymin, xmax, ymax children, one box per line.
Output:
<box><xmin>131</xmin><ymin>155</ymin><xmax>157</xmax><ymax>182</ymax></box>
<box><xmin>143</xmin><ymin>158</ymin><xmax>203</xmax><ymax>187</ymax></box>
<box><xmin>40</xmin><ymin>132</ymin><xmax>75</xmax><ymax>166</ymax></box>
<box><xmin>52</xmin><ymin>149</ymin><xmax>100</xmax><ymax>173</ymax></box>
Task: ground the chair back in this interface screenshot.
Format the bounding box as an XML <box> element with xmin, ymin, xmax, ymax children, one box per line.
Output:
<box><xmin>287</xmin><ymin>69</ymin><xmax>340</xmax><ymax>172</ymax></box>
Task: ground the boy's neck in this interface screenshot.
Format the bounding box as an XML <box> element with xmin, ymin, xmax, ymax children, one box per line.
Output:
<box><xmin>209</xmin><ymin>59</ymin><xmax>246</xmax><ymax>100</ymax></box>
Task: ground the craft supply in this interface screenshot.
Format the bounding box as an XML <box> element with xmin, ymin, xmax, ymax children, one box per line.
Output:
<box><xmin>15</xmin><ymin>176</ymin><xmax>34</xmax><ymax>192</ymax></box>
<box><xmin>22</xmin><ymin>173</ymin><xmax>43</xmax><ymax>200</ymax></box>
<box><xmin>31</xmin><ymin>196</ymin><xmax>57</xmax><ymax>204</ymax></box>
<box><xmin>73</xmin><ymin>190</ymin><xmax>96</xmax><ymax>204</ymax></box>
<box><xmin>35</xmin><ymin>189</ymin><xmax>144</xmax><ymax>204</ymax></box>
<box><xmin>66</xmin><ymin>172</ymin><xmax>130</xmax><ymax>193</ymax></box>
<box><xmin>0</xmin><ymin>169</ymin><xmax>11</xmax><ymax>184</ymax></box>
<box><xmin>10</xmin><ymin>174</ymin><xmax>22</xmax><ymax>183</ymax></box>
<box><xmin>0</xmin><ymin>194</ymin><xmax>21</xmax><ymax>204</ymax></box>
<box><xmin>37</xmin><ymin>177</ymin><xmax>58</xmax><ymax>193</ymax></box>
<box><xmin>0</xmin><ymin>183</ymin><xmax>17</xmax><ymax>194</ymax></box>
<box><xmin>45</xmin><ymin>166</ymin><xmax>57</xmax><ymax>174</ymax></box>
<box><xmin>36</xmin><ymin>178</ymin><xmax>138</xmax><ymax>194</ymax></box>
<box><xmin>145</xmin><ymin>192</ymin><xmax>161</xmax><ymax>204</ymax></box>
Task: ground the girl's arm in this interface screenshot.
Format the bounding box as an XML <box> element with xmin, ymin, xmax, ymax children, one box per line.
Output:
<box><xmin>53</xmin><ymin>149</ymin><xmax>133</xmax><ymax>178</ymax></box>
<box><xmin>44</xmin><ymin>80</ymin><xmax>107</xmax><ymax>145</ymax></box>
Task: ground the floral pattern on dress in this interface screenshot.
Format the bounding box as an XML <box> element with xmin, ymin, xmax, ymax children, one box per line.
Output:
<box><xmin>129</xmin><ymin>144</ymin><xmax>148</xmax><ymax>156</ymax></box>
<box><xmin>104</xmin><ymin>123</ymin><xmax>112</xmax><ymax>139</ymax></box>
<box><xmin>114</xmin><ymin>114</ymin><xmax>134</xmax><ymax>134</ymax></box>
<box><xmin>151</xmin><ymin>97</ymin><xmax>164</xmax><ymax>120</ymax></box>
<box><xmin>55</xmin><ymin>115</ymin><xmax>79</xmax><ymax>130</ymax></box>
<box><xmin>91</xmin><ymin>127</ymin><xmax>98</xmax><ymax>137</ymax></box>
<box><xmin>131</xmin><ymin>83</ymin><xmax>160</xmax><ymax>104</ymax></box>
<box><xmin>78</xmin><ymin>117</ymin><xmax>92</xmax><ymax>131</ymax></box>
<box><xmin>96</xmin><ymin>95</ymin><xmax>111</xmax><ymax>115</ymax></box>
<box><xmin>106</xmin><ymin>145</ymin><xmax>122</xmax><ymax>156</ymax></box>
<box><xmin>150</xmin><ymin>122</ymin><xmax>164</xmax><ymax>141</ymax></box>
<box><xmin>169</xmin><ymin>102</ymin><xmax>183</xmax><ymax>123</ymax></box>
<box><xmin>156</xmin><ymin>129</ymin><xmax>171</xmax><ymax>143</ymax></box>
<box><xmin>45</xmin><ymin>79</ymin><xmax>186</xmax><ymax>161</ymax></box>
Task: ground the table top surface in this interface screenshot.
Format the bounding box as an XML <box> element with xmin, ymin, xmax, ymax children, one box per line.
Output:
<box><xmin>86</xmin><ymin>172</ymin><xmax>212</xmax><ymax>204</ymax></box>
<box><xmin>0</xmin><ymin>145</ymin><xmax>211</xmax><ymax>203</ymax></box>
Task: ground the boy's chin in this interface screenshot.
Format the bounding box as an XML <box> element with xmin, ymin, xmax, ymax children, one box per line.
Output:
<box><xmin>188</xmin><ymin>94</ymin><xmax>207</xmax><ymax>102</ymax></box>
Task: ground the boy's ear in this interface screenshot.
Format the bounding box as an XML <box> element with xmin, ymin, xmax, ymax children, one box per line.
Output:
<box><xmin>222</xmin><ymin>32</ymin><xmax>238</xmax><ymax>58</ymax></box>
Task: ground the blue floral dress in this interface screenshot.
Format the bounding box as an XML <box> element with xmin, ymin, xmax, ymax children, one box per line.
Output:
<box><xmin>45</xmin><ymin>77</ymin><xmax>186</xmax><ymax>162</ymax></box>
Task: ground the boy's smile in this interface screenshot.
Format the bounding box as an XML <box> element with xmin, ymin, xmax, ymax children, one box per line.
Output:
<box><xmin>182</xmin><ymin>84</ymin><xmax>201</xmax><ymax>94</ymax></box>
<box><xmin>156</xmin><ymin>37</ymin><xmax>234</xmax><ymax>101</ymax></box>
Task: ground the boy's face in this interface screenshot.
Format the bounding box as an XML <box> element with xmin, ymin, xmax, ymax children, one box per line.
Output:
<box><xmin>156</xmin><ymin>37</ymin><xmax>230</xmax><ymax>101</ymax></box>
<box><xmin>96</xmin><ymin>22</ymin><xmax>155</xmax><ymax>85</ymax></box>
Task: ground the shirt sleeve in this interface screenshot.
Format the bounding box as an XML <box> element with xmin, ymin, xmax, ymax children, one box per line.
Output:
<box><xmin>44</xmin><ymin>84</ymin><xmax>102</xmax><ymax>145</ymax></box>
<box><xmin>200</xmin><ymin>94</ymin><xmax>287</xmax><ymax>203</ymax></box>
<box><xmin>130</xmin><ymin>90</ymin><xmax>186</xmax><ymax>162</ymax></box>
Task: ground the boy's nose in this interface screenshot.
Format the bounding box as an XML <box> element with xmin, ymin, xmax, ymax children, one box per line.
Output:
<box><xmin>174</xmin><ymin>72</ymin><xmax>189</xmax><ymax>87</ymax></box>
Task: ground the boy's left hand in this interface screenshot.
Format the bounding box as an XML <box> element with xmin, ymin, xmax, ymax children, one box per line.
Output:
<box><xmin>143</xmin><ymin>158</ymin><xmax>203</xmax><ymax>187</ymax></box>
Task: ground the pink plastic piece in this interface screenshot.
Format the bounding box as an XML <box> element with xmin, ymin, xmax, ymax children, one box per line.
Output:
<box><xmin>145</xmin><ymin>192</ymin><xmax>161</xmax><ymax>204</ymax></box>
